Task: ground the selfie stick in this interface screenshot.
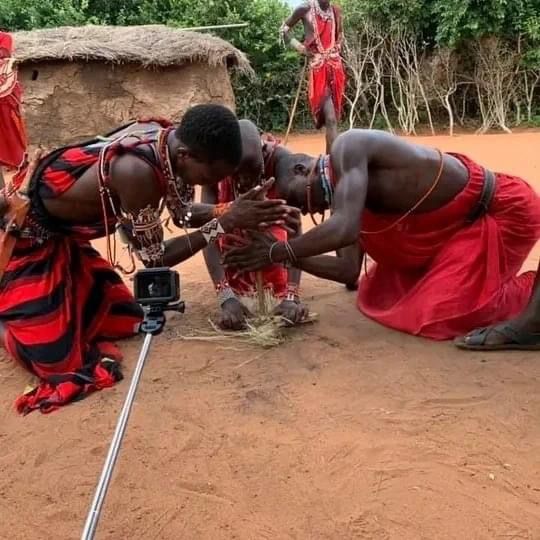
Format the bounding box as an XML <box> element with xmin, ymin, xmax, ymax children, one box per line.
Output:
<box><xmin>81</xmin><ymin>305</ymin><xmax>183</xmax><ymax>540</ymax></box>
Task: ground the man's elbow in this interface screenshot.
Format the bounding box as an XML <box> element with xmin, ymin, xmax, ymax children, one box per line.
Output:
<box><xmin>343</xmin><ymin>265</ymin><xmax>360</xmax><ymax>286</ymax></box>
<box><xmin>337</xmin><ymin>255</ymin><xmax>360</xmax><ymax>285</ymax></box>
<box><xmin>336</xmin><ymin>223</ymin><xmax>358</xmax><ymax>249</ymax></box>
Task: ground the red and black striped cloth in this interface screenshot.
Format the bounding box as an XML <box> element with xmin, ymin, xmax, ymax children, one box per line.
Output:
<box><xmin>0</xmin><ymin>127</ymin><xmax>167</xmax><ymax>414</ymax></box>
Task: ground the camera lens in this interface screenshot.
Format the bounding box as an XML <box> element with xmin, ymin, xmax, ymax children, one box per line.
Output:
<box><xmin>146</xmin><ymin>276</ymin><xmax>171</xmax><ymax>298</ymax></box>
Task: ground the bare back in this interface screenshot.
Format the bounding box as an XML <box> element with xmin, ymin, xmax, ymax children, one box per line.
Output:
<box><xmin>333</xmin><ymin>130</ymin><xmax>469</xmax><ymax>214</ymax></box>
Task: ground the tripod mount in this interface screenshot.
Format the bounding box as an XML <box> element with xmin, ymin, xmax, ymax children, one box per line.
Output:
<box><xmin>140</xmin><ymin>300</ymin><xmax>185</xmax><ymax>336</ymax></box>
<box><xmin>81</xmin><ymin>268</ymin><xmax>183</xmax><ymax>540</ymax></box>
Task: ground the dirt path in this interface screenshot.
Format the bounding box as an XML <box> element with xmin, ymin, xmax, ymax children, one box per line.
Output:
<box><xmin>1</xmin><ymin>132</ymin><xmax>539</xmax><ymax>540</ymax></box>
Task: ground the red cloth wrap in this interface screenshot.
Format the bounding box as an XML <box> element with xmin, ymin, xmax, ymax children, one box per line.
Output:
<box><xmin>0</xmin><ymin>130</ymin><xmax>181</xmax><ymax>414</ymax></box>
<box><xmin>0</xmin><ymin>32</ymin><xmax>27</xmax><ymax>169</ymax></box>
<box><xmin>357</xmin><ymin>153</ymin><xmax>540</xmax><ymax>340</ymax></box>
<box><xmin>306</xmin><ymin>6</ymin><xmax>346</xmax><ymax>129</ymax></box>
<box><xmin>217</xmin><ymin>178</ymin><xmax>288</xmax><ymax>297</ymax></box>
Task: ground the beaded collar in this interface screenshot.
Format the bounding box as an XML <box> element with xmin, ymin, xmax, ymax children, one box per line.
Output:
<box><xmin>311</xmin><ymin>0</ymin><xmax>334</xmax><ymax>22</ymax></box>
<box><xmin>306</xmin><ymin>154</ymin><xmax>334</xmax><ymax>225</ymax></box>
<box><xmin>158</xmin><ymin>127</ymin><xmax>195</xmax><ymax>226</ymax></box>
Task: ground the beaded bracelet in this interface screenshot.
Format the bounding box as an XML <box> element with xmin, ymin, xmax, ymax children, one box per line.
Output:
<box><xmin>200</xmin><ymin>218</ymin><xmax>225</xmax><ymax>245</ymax></box>
<box><xmin>269</xmin><ymin>241</ymin><xmax>298</xmax><ymax>267</ymax></box>
<box><xmin>284</xmin><ymin>283</ymin><xmax>300</xmax><ymax>303</ymax></box>
<box><xmin>269</xmin><ymin>242</ymin><xmax>280</xmax><ymax>264</ymax></box>
<box><xmin>284</xmin><ymin>242</ymin><xmax>298</xmax><ymax>264</ymax></box>
<box><xmin>176</xmin><ymin>202</ymin><xmax>193</xmax><ymax>228</ymax></box>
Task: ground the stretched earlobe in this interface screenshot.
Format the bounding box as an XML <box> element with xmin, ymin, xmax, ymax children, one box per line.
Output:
<box><xmin>176</xmin><ymin>146</ymin><xmax>189</xmax><ymax>159</ymax></box>
<box><xmin>293</xmin><ymin>163</ymin><xmax>308</xmax><ymax>176</ymax></box>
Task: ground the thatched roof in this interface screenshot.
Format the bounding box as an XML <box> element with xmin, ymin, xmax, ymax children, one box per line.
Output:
<box><xmin>13</xmin><ymin>25</ymin><xmax>252</xmax><ymax>74</ymax></box>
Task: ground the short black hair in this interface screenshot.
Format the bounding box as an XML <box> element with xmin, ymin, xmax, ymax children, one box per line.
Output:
<box><xmin>176</xmin><ymin>104</ymin><xmax>242</xmax><ymax>167</ymax></box>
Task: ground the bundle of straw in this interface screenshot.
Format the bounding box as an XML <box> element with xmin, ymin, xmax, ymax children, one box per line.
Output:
<box><xmin>176</xmin><ymin>286</ymin><xmax>317</xmax><ymax>349</ymax></box>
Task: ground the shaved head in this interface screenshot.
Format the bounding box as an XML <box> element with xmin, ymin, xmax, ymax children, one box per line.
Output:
<box><xmin>238</xmin><ymin>119</ymin><xmax>262</xmax><ymax>161</ymax></box>
<box><xmin>234</xmin><ymin>119</ymin><xmax>264</xmax><ymax>190</ymax></box>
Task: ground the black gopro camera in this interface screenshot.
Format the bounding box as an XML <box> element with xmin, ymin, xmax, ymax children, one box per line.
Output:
<box><xmin>134</xmin><ymin>268</ymin><xmax>180</xmax><ymax>307</ymax></box>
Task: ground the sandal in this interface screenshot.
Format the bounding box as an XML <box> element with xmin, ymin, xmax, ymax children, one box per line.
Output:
<box><xmin>454</xmin><ymin>324</ymin><xmax>540</xmax><ymax>351</ymax></box>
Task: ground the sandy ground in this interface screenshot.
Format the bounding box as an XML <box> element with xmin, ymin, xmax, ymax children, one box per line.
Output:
<box><xmin>1</xmin><ymin>132</ymin><xmax>539</xmax><ymax>540</ymax></box>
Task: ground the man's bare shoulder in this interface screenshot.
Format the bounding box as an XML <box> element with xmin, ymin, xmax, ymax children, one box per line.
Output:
<box><xmin>333</xmin><ymin>129</ymin><xmax>430</xmax><ymax>174</ymax></box>
<box><xmin>109</xmin><ymin>153</ymin><xmax>160</xmax><ymax>205</ymax></box>
<box><xmin>335</xmin><ymin>129</ymin><xmax>395</xmax><ymax>147</ymax></box>
<box><xmin>331</xmin><ymin>129</ymin><xmax>415</xmax><ymax>170</ymax></box>
<box><xmin>331</xmin><ymin>130</ymin><xmax>383</xmax><ymax>159</ymax></box>
<box><xmin>290</xmin><ymin>3</ymin><xmax>310</xmax><ymax>18</ymax></box>
<box><xmin>110</xmin><ymin>153</ymin><xmax>154</xmax><ymax>183</ymax></box>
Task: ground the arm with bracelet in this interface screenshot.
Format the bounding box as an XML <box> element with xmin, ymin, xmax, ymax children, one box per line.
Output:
<box><xmin>161</xmin><ymin>179</ymin><xmax>299</xmax><ymax>268</ymax></box>
<box><xmin>163</xmin><ymin>184</ymin><xmax>301</xmax><ymax>268</ymax></box>
<box><xmin>166</xmin><ymin>196</ymin><xmax>234</xmax><ymax>229</ymax></box>
<box><xmin>225</xmin><ymin>134</ymin><xmax>370</xmax><ymax>275</ymax></box>
<box><xmin>110</xmin><ymin>155</ymin><xmax>242</xmax><ymax>269</ymax></box>
<box><xmin>280</xmin><ymin>4</ymin><xmax>311</xmax><ymax>56</ymax></box>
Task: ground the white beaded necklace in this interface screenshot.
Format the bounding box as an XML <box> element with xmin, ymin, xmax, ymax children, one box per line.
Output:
<box><xmin>311</xmin><ymin>0</ymin><xmax>334</xmax><ymax>22</ymax></box>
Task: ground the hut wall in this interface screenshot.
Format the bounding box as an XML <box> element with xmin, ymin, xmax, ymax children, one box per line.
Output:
<box><xmin>18</xmin><ymin>61</ymin><xmax>236</xmax><ymax>147</ymax></box>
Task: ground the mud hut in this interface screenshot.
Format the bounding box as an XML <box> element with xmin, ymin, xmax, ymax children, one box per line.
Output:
<box><xmin>13</xmin><ymin>25</ymin><xmax>252</xmax><ymax>147</ymax></box>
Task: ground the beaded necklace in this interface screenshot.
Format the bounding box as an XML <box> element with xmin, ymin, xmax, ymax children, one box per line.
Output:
<box><xmin>311</xmin><ymin>0</ymin><xmax>333</xmax><ymax>22</ymax></box>
<box><xmin>306</xmin><ymin>154</ymin><xmax>333</xmax><ymax>225</ymax></box>
<box><xmin>97</xmin><ymin>121</ymin><xmax>195</xmax><ymax>272</ymax></box>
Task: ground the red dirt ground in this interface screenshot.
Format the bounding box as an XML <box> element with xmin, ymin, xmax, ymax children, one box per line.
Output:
<box><xmin>1</xmin><ymin>132</ymin><xmax>539</xmax><ymax>540</ymax></box>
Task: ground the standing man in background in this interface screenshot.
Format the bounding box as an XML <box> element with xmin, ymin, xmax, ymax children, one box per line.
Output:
<box><xmin>0</xmin><ymin>29</ymin><xmax>27</xmax><ymax>186</ymax></box>
<box><xmin>280</xmin><ymin>0</ymin><xmax>346</xmax><ymax>154</ymax></box>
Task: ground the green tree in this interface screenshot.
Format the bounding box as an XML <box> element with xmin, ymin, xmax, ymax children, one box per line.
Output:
<box><xmin>2</xmin><ymin>0</ymin><xmax>539</xmax><ymax>131</ymax></box>
<box><xmin>0</xmin><ymin>0</ymin><xmax>84</xmax><ymax>29</ymax></box>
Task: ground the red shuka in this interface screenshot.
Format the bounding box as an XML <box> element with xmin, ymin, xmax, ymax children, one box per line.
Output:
<box><xmin>357</xmin><ymin>154</ymin><xmax>540</xmax><ymax>340</ymax></box>
<box><xmin>305</xmin><ymin>3</ymin><xmax>346</xmax><ymax>129</ymax></box>
<box><xmin>216</xmin><ymin>138</ymin><xmax>288</xmax><ymax>297</ymax></box>
<box><xmin>0</xmin><ymin>31</ymin><xmax>27</xmax><ymax>169</ymax></box>
<box><xmin>0</xmin><ymin>123</ymin><xmax>174</xmax><ymax>414</ymax></box>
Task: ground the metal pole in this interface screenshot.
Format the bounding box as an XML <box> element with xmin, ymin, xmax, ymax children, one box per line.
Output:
<box><xmin>81</xmin><ymin>332</ymin><xmax>154</xmax><ymax>540</ymax></box>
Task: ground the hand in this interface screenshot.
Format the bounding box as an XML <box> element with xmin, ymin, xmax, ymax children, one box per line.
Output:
<box><xmin>245</xmin><ymin>178</ymin><xmax>301</xmax><ymax>235</ymax></box>
<box><xmin>242</xmin><ymin>177</ymin><xmax>276</xmax><ymax>201</ymax></box>
<box><xmin>273</xmin><ymin>300</ymin><xmax>309</xmax><ymax>327</ymax></box>
<box><xmin>220</xmin><ymin>179</ymin><xmax>300</xmax><ymax>234</ymax></box>
<box><xmin>281</xmin><ymin>205</ymin><xmax>301</xmax><ymax>235</ymax></box>
<box><xmin>224</xmin><ymin>231</ymin><xmax>281</xmax><ymax>272</ymax></box>
<box><xmin>291</xmin><ymin>38</ymin><xmax>309</xmax><ymax>57</ymax></box>
<box><xmin>219</xmin><ymin>298</ymin><xmax>252</xmax><ymax>331</ymax></box>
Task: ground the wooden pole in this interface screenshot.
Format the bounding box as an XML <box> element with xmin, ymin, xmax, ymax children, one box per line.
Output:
<box><xmin>178</xmin><ymin>23</ymin><xmax>249</xmax><ymax>32</ymax></box>
<box><xmin>255</xmin><ymin>272</ymin><xmax>267</xmax><ymax>316</ymax></box>
<box><xmin>284</xmin><ymin>57</ymin><xmax>308</xmax><ymax>146</ymax></box>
